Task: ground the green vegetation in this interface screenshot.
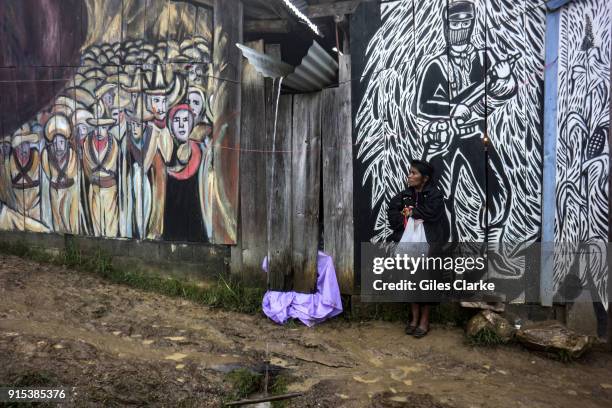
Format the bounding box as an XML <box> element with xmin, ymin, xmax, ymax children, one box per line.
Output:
<box><xmin>223</xmin><ymin>368</ymin><xmax>292</xmax><ymax>406</ymax></box>
<box><xmin>467</xmin><ymin>327</ymin><xmax>506</xmax><ymax>347</ymax></box>
<box><xmin>0</xmin><ymin>239</ymin><xmax>264</xmax><ymax>315</ymax></box>
<box><xmin>1</xmin><ymin>239</ymin><xmax>472</xmax><ymax>327</ymax></box>
<box><xmin>555</xmin><ymin>349</ymin><xmax>575</xmax><ymax>364</ymax></box>
<box><xmin>224</xmin><ymin>368</ymin><xmax>263</xmax><ymax>401</ymax></box>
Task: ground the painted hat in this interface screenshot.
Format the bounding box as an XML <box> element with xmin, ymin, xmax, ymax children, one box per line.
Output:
<box><xmin>82</xmin><ymin>57</ymin><xmax>101</xmax><ymax>68</ymax></box>
<box><xmin>121</xmin><ymin>68</ymin><xmax>146</xmax><ymax>93</ymax></box>
<box><xmin>83</xmin><ymin>67</ymin><xmax>107</xmax><ymax>80</ymax></box>
<box><xmin>73</xmin><ymin>73</ymin><xmax>88</xmax><ymax>86</ymax></box>
<box><xmin>103</xmin><ymin>65</ymin><xmax>120</xmax><ymax>76</ymax></box>
<box><xmin>167</xmin><ymin>73</ymin><xmax>187</xmax><ymax>107</ymax></box>
<box><xmin>84</xmin><ymin>45</ymin><xmax>102</xmax><ymax>58</ymax></box>
<box><xmin>55</xmin><ymin>96</ymin><xmax>86</xmax><ymax>109</ymax></box>
<box><xmin>144</xmin><ymin>64</ymin><xmax>174</xmax><ymax>95</ymax></box>
<box><xmin>62</xmin><ymin>86</ymin><xmax>96</xmax><ymax>108</ymax></box>
<box><xmin>448</xmin><ymin>1</ymin><xmax>475</xmax><ymax>21</ymax></box>
<box><xmin>12</xmin><ymin>123</ymin><xmax>40</xmax><ymax>147</ymax></box>
<box><xmin>71</xmin><ymin>109</ymin><xmax>94</xmax><ymax>130</ymax></box>
<box><xmin>110</xmin><ymin>90</ymin><xmax>131</xmax><ymax>111</ymax></box>
<box><xmin>50</xmin><ymin>103</ymin><xmax>74</xmax><ymax>117</ymax></box>
<box><xmin>95</xmin><ymin>82</ymin><xmax>118</xmax><ymax>100</ymax></box>
<box><xmin>86</xmin><ymin>102</ymin><xmax>116</xmax><ymax>127</ymax></box>
<box><xmin>44</xmin><ymin>114</ymin><xmax>72</xmax><ymax>142</ymax></box>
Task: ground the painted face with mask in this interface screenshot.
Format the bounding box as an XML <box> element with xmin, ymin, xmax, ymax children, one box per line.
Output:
<box><xmin>445</xmin><ymin>1</ymin><xmax>475</xmax><ymax>47</ymax></box>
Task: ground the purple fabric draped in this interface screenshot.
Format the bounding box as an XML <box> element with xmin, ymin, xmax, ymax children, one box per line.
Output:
<box><xmin>262</xmin><ymin>251</ymin><xmax>343</xmax><ymax>327</ymax></box>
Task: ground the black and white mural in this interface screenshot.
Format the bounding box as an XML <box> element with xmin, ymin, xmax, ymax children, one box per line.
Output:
<box><xmin>554</xmin><ymin>0</ymin><xmax>611</xmax><ymax>307</ymax></box>
<box><xmin>353</xmin><ymin>0</ymin><xmax>546</xmax><ymax>295</ymax></box>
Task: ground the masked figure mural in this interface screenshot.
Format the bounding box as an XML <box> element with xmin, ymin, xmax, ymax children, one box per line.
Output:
<box><xmin>83</xmin><ymin>110</ymin><xmax>119</xmax><ymax>237</ymax></box>
<box><xmin>10</xmin><ymin>124</ymin><xmax>43</xmax><ymax>222</ymax></box>
<box><xmin>41</xmin><ymin>114</ymin><xmax>80</xmax><ymax>234</ymax></box>
<box><xmin>416</xmin><ymin>0</ymin><xmax>517</xmax><ymax>241</ymax></box>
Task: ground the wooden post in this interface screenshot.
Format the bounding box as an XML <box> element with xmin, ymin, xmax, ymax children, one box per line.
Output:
<box><xmin>237</xmin><ymin>40</ymin><xmax>267</xmax><ymax>276</ymax></box>
<box><xmin>267</xmin><ymin>94</ymin><xmax>293</xmax><ymax>290</ymax></box>
<box><xmin>321</xmin><ymin>55</ymin><xmax>354</xmax><ymax>294</ymax></box>
<box><xmin>291</xmin><ymin>93</ymin><xmax>321</xmax><ymax>293</ymax></box>
<box><xmin>212</xmin><ymin>0</ymin><xmax>242</xmax><ymax>244</ymax></box>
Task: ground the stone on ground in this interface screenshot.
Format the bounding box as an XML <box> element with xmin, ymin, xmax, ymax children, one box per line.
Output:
<box><xmin>516</xmin><ymin>321</ymin><xmax>593</xmax><ymax>359</ymax></box>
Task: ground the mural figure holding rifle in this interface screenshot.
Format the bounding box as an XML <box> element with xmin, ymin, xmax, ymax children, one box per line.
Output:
<box><xmin>416</xmin><ymin>0</ymin><xmax>518</xmax><ymax>242</ymax></box>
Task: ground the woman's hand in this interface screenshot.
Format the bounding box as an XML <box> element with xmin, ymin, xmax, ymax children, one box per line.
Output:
<box><xmin>401</xmin><ymin>206</ymin><xmax>413</xmax><ymax>217</ymax></box>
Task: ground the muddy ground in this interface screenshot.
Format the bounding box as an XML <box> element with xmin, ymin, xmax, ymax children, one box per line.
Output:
<box><xmin>1</xmin><ymin>254</ymin><xmax>612</xmax><ymax>408</ymax></box>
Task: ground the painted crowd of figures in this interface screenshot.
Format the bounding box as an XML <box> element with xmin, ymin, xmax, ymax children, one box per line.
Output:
<box><xmin>0</xmin><ymin>36</ymin><xmax>216</xmax><ymax>242</ymax></box>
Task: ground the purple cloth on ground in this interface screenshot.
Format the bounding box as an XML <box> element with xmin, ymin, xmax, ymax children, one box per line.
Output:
<box><xmin>262</xmin><ymin>251</ymin><xmax>343</xmax><ymax>327</ymax></box>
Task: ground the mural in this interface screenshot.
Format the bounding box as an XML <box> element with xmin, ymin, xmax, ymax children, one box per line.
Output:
<box><xmin>554</xmin><ymin>0</ymin><xmax>611</xmax><ymax>307</ymax></box>
<box><xmin>0</xmin><ymin>0</ymin><xmax>227</xmax><ymax>243</ymax></box>
<box><xmin>354</xmin><ymin>0</ymin><xmax>546</xmax><ymax>294</ymax></box>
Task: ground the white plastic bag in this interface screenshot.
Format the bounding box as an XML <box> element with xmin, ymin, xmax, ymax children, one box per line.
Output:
<box><xmin>393</xmin><ymin>218</ymin><xmax>429</xmax><ymax>257</ymax></box>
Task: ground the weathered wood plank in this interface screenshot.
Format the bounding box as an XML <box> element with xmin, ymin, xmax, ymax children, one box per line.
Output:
<box><xmin>321</xmin><ymin>81</ymin><xmax>354</xmax><ymax>294</ymax></box>
<box><xmin>239</xmin><ymin>40</ymin><xmax>267</xmax><ymax>274</ymax></box>
<box><xmin>291</xmin><ymin>93</ymin><xmax>321</xmax><ymax>294</ymax></box>
<box><xmin>267</xmin><ymin>93</ymin><xmax>293</xmax><ymax>290</ymax></box>
<box><xmin>339</xmin><ymin>53</ymin><xmax>351</xmax><ymax>84</ymax></box>
<box><xmin>307</xmin><ymin>0</ymin><xmax>368</xmax><ymax>18</ymax></box>
<box><xmin>245</xmin><ymin>19</ymin><xmax>290</xmax><ymax>33</ymax></box>
<box><xmin>211</xmin><ymin>0</ymin><xmax>243</xmax><ymax>244</ymax></box>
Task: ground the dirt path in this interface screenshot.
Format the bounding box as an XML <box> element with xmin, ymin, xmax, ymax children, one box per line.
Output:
<box><xmin>1</xmin><ymin>254</ymin><xmax>611</xmax><ymax>407</ymax></box>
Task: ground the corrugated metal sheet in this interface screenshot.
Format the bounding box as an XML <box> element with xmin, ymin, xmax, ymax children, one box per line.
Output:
<box><xmin>236</xmin><ymin>41</ymin><xmax>338</xmax><ymax>92</ymax></box>
<box><xmin>279</xmin><ymin>0</ymin><xmax>320</xmax><ymax>36</ymax></box>
<box><xmin>236</xmin><ymin>43</ymin><xmax>294</xmax><ymax>78</ymax></box>
<box><xmin>283</xmin><ymin>41</ymin><xmax>338</xmax><ymax>92</ymax></box>
<box><xmin>292</xmin><ymin>0</ymin><xmax>308</xmax><ymax>13</ymax></box>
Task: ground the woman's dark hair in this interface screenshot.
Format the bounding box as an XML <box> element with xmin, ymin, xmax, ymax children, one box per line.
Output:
<box><xmin>410</xmin><ymin>160</ymin><xmax>435</xmax><ymax>181</ymax></box>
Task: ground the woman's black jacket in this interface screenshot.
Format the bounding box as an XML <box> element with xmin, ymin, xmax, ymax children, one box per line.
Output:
<box><xmin>386</xmin><ymin>183</ymin><xmax>450</xmax><ymax>250</ymax></box>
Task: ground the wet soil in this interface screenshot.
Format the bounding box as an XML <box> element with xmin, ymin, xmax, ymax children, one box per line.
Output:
<box><xmin>1</xmin><ymin>254</ymin><xmax>612</xmax><ymax>407</ymax></box>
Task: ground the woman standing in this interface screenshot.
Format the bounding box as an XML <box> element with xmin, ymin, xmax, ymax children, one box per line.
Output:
<box><xmin>387</xmin><ymin>160</ymin><xmax>450</xmax><ymax>338</ymax></box>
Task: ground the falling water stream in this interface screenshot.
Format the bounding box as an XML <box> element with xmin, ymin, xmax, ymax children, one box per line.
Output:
<box><xmin>266</xmin><ymin>76</ymin><xmax>284</xmax><ymax>290</ymax></box>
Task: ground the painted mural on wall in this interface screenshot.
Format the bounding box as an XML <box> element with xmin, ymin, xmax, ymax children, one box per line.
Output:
<box><xmin>554</xmin><ymin>0</ymin><xmax>611</xmax><ymax>306</ymax></box>
<box><xmin>0</xmin><ymin>0</ymin><xmax>232</xmax><ymax>243</ymax></box>
<box><xmin>354</xmin><ymin>0</ymin><xmax>546</xmax><ymax>292</ymax></box>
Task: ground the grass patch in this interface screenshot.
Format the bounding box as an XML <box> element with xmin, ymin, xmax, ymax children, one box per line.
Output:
<box><xmin>467</xmin><ymin>327</ymin><xmax>506</xmax><ymax>347</ymax></box>
<box><xmin>269</xmin><ymin>374</ymin><xmax>291</xmax><ymax>408</ymax></box>
<box><xmin>223</xmin><ymin>368</ymin><xmax>293</xmax><ymax>406</ymax></box>
<box><xmin>554</xmin><ymin>349</ymin><xmax>576</xmax><ymax>363</ymax></box>
<box><xmin>0</xmin><ymin>239</ymin><xmax>265</xmax><ymax>315</ymax></box>
<box><xmin>224</xmin><ymin>368</ymin><xmax>263</xmax><ymax>401</ymax></box>
<box><xmin>0</xmin><ymin>240</ymin><xmax>57</xmax><ymax>265</ymax></box>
